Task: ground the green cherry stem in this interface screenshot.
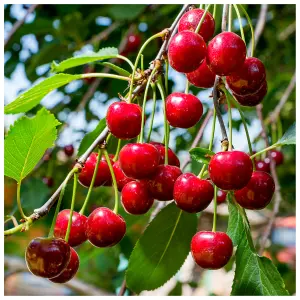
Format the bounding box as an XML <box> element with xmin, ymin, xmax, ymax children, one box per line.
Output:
<box><xmin>250</xmin><ymin>144</ymin><xmax>278</xmax><ymax>160</ymax></box>
<box><xmin>116</xmin><ymin>54</ymin><xmax>134</xmax><ymax>70</ymax></box>
<box><xmin>213</xmin><ymin>4</ymin><xmax>217</xmax><ymax>19</ymax></box>
<box><xmin>141</xmin><ymin>54</ymin><xmax>144</xmax><ymax>71</ymax></box>
<box><xmin>164</xmin><ymin>58</ymin><xmax>169</xmax><ymax>95</ymax></box>
<box><xmin>195</xmin><ymin>4</ymin><xmax>212</xmax><ymax>34</ymax></box>
<box><xmin>277</xmin><ymin>117</ymin><xmax>283</xmax><ymax>150</ymax></box>
<box><xmin>199</xmin><ymin>4</ymin><xmax>204</xmax><ymax>9</ymax></box>
<box><xmin>233</xmin><ymin>4</ymin><xmax>246</xmax><ymax>43</ymax></box>
<box><xmin>212</xmin><ymin>185</ymin><xmax>218</xmax><ymax>232</ymax></box>
<box><xmin>228</xmin><ymin>4</ymin><xmax>233</xmax><ymax>32</ymax></box>
<box><xmin>226</xmin><ymin>94</ymin><xmax>233</xmax><ymax>151</ymax></box>
<box><xmin>81</xmin><ymin>73</ymin><xmax>130</xmax><ymax>82</ymax></box>
<box><xmin>147</xmin><ymin>83</ymin><xmax>157</xmax><ymax>143</ymax></box>
<box><xmin>17</xmin><ymin>182</ymin><xmax>27</xmax><ymax>220</ymax></box>
<box><xmin>113</xmin><ymin>139</ymin><xmax>122</xmax><ymax>162</ymax></box>
<box><xmin>185</xmin><ymin>79</ymin><xmax>190</xmax><ymax>94</ymax></box>
<box><xmin>271</xmin><ymin>123</ymin><xmax>277</xmax><ymax>145</ymax></box>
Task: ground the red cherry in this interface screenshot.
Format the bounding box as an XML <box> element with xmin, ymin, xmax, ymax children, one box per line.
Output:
<box><xmin>64</xmin><ymin>145</ymin><xmax>74</xmax><ymax>157</ymax></box>
<box><xmin>83</xmin><ymin>65</ymin><xmax>96</xmax><ymax>84</ymax></box>
<box><xmin>43</xmin><ymin>176</ymin><xmax>54</xmax><ymax>188</ymax></box>
<box><xmin>113</xmin><ymin>160</ymin><xmax>135</xmax><ymax>192</ymax></box>
<box><xmin>186</xmin><ymin>59</ymin><xmax>216</xmax><ymax>88</ymax></box>
<box><xmin>43</xmin><ymin>151</ymin><xmax>52</xmax><ymax>161</ymax></box>
<box><xmin>178</xmin><ymin>8</ymin><xmax>215</xmax><ymax>42</ymax></box>
<box><xmin>168</xmin><ymin>30</ymin><xmax>207</xmax><ymax>73</ymax></box>
<box><xmin>147</xmin><ymin>165</ymin><xmax>182</xmax><ymax>201</ymax></box>
<box><xmin>124</xmin><ymin>34</ymin><xmax>141</xmax><ymax>53</ymax></box>
<box><xmin>25</xmin><ymin>237</ymin><xmax>71</xmax><ymax>278</ymax></box>
<box><xmin>234</xmin><ymin>171</ymin><xmax>275</xmax><ymax>210</ymax></box>
<box><xmin>173</xmin><ymin>173</ymin><xmax>214</xmax><ymax>213</ymax></box>
<box><xmin>166</xmin><ymin>92</ymin><xmax>203</xmax><ymax>128</ymax></box>
<box><xmin>149</xmin><ymin>142</ymin><xmax>180</xmax><ymax>167</ymax></box>
<box><xmin>121</xmin><ymin>181</ymin><xmax>154</xmax><ymax>214</ymax></box>
<box><xmin>119</xmin><ymin>143</ymin><xmax>160</xmax><ymax>179</ymax></box>
<box><xmin>54</xmin><ymin>210</ymin><xmax>87</xmax><ymax>247</ymax></box>
<box><xmin>78</xmin><ymin>152</ymin><xmax>114</xmax><ymax>187</ymax></box>
<box><xmin>191</xmin><ymin>231</ymin><xmax>233</xmax><ymax>269</ymax></box>
<box><xmin>270</xmin><ymin>150</ymin><xmax>284</xmax><ymax>166</ymax></box>
<box><xmin>207</xmin><ymin>32</ymin><xmax>246</xmax><ymax>76</ymax></box>
<box><xmin>217</xmin><ymin>190</ymin><xmax>227</xmax><ymax>204</ymax></box>
<box><xmin>49</xmin><ymin>248</ymin><xmax>79</xmax><ymax>283</ymax></box>
<box><xmin>255</xmin><ymin>159</ymin><xmax>270</xmax><ymax>173</ymax></box>
<box><xmin>208</xmin><ymin>151</ymin><xmax>253</xmax><ymax>190</ymax></box>
<box><xmin>86</xmin><ymin>207</ymin><xmax>126</xmax><ymax>247</ymax></box>
<box><xmin>106</xmin><ymin>102</ymin><xmax>142</xmax><ymax>140</ymax></box>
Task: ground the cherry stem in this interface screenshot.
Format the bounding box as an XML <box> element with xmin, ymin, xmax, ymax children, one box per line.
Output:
<box><xmin>185</xmin><ymin>79</ymin><xmax>189</xmax><ymax>94</ymax></box>
<box><xmin>226</xmin><ymin>92</ymin><xmax>233</xmax><ymax>151</ymax></box>
<box><xmin>65</xmin><ymin>172</ymin><xmax>78</xmax><ymax>243</ymax></box>
<box><xmin>213</xmin><ymin>4</ymin><xmax>217</xmax><ymax>19</ymax></box>
<box><xmin>116</xmin><ymin>54</ymin><xmax>134</xmax><ymax>70</ymax></box>
<box><xmin>212</xmin><ymin>185</ymin><xmax>218</xmax><ymax>232</ymax></box>
<box><xmin>277</xmin><ymin>118</ymin><xmax>283</xmax><ymax>150</ymax></box>
<box><xmin>141</xmin><ymin>54</ymin><xmax>144</xmax><ymax>71</ymax></box>
<box><xmin>81</xmin><ymin>73</ymin><xmax>130</xmax><ymax>82</ymax></box>
<box><xmin>271</xmin><ymin>123</ymin><xmax>277</xmax><ymax>145</ymax></box>
<box><xmin>250</xmin><ymin>144</ymin><xmax>278</xmax><ymax>159</ymax></box>
<box><xmin>228</xmin><ymin>4</ymin><xmax>233</xmax><ymax>32</ymax></box>
<box><xmin>221</xmin><ymin>4</ymin><xmax>229</xmax><ymax>32</ymax></box>
<box><xmin>198</xmin><ymin>165</ymin><xmax>206</xmax><ymax>179</ymax></box>
<box><xmin>199</xmin><ymin>4</ymin><xmax>204</xmax><ymax>9</ymax></box>
<box><xmin>103</xmin><ymin>149</ymin><xmax>119</xmax><ymax>214</ymax></box>
<box><xmin>233</xmin><ymin>4</ymin><xmax>246</xmax><ymax>43</ymax></box>
<box><xmin>17</xmin><ymin>182</ymin><xmax>27</xmax><ymax>220</ymax></box>
<box><xmin>164</xmin><ymin>58</ymin><xmax>169</xmax><ymax>95</ymax></box>
<box><xmin>113</xmin><ymin>139</ymin><xmax>122</xmax><ymax>162</ymax></box>
<box><xmin>195</xmin><ymin>4</ymin><xmax>212</xmax><ymax>34</ymax></box>
<box><xmin>147</xmin><ymin>84</ymin><xmax>157</xmax><ymax>143</ymax></box>
<box><xmin>79</xmin><ymin>148</ymin><xmax>102</xmax><ymax>215</ymax></box>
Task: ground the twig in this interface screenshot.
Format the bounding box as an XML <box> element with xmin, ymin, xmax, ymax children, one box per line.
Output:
<box><xmin>118</xmin><ymin>279</ymin><xmax>127</xmax><ymax>296</ymax></box>
<box><xmin>278</xmin><ymin>21</ymin><xmax>296</xmax><ymax>41</ymax></box>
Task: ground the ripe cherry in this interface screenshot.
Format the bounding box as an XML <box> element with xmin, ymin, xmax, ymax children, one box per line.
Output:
<box><xmin>208</xmin><ymin>151</ymin><xmax>253</xmax><ymax>190</ymax></box>
<box><xmin>168</xmin><ymin>30</ymin><xmax>207</xmax><ymax>73</ymax></box>
<box><xmin>43</xmin><ymin>176</ymin><xmax>54</xmax><ymax>188</ymax></box>
<box><xmin>226</xmin><ymin>57</ymin><xmax>266</xmax><ymax>95</ymax></box>
<box><xmin>186</xmin><ymin>59</ymin><xmax>216</xmax><ymax>88</ymax></box>
<box><xmin>207</xmin><ymin>32</ymin><xmax>246</xmax><ymax>76</ymax></box>
<box><xmin>166</xmin><ymin>92</ymin><xmax>203</xmax><ymax>128</ymax></box>
<box><xmin>147</xmin><ymin>165</ymin><xmax>182</xmax><ymax>201</ymax></box>
<box><xmin>270</xmin><ymin>150</ymin><xmax>284</xmax><ymax>166</ymax></box>
<box><xmin>191</xmin><ymin>231</ymin><xmax>233</xmax><ymax>269</ymax></box>
<box><xmin>173</xmin><ymin>173</ymin><xmax>214</xmax><ymax>213</ymax></box>
<box><xmin>178</xmin><ymin>8</ymin><xmax>215</xmax><ymax>42</ymax></box>
<box><xmin>149</xmin><ymin>142</ymin><xmax>180</xmax><ymax>167</ymax></box>
<box><xmin>113</xmin><ymin>160</ymin><xmax>135</xmax><ymax>192</ymax></box>
<box><xmin>64</xmin><ymin>145</ymin><xmax>74</xmax><ymax>157</ymax></box>
<box><xmin>78</xmin><ymin>152</ymin><xmax>114</xmax><ymax>187</ymax></box>
<box><xmin>121</xmin><ymin>181</ymin><xmax>154</xmax><ymax>214</ymax></box>
<box><xmin>124</xmin><ymin>33</ymin><xmax>141</xmax><ymax>53</ymax></box>
<box><xmin>234</xmin><ymin>171</ymin><xmax>275</xmax><ymax>210</ymax></box>
<box><xmin>25</xmin><ymin>237</ymin><xmax>71</xmax><ymax>278</ymax></box>
<box><xmin>255</xmin><ymin>159</ymin><xmax>270</xmax><ymax>173</ymax></box>
<box><xmin>54</xmin><ymin>210</ymin><xmax>88</xmax><ymax>247</ymax></box>
<box><xmin>86</xmin><ymin>207</ymin><xmax>126</xmax><ymax>247</ymax></box>
<box><xmin>217</xmin><ymin>190</ymin><xmax>227</xmax><ymax>204</ymax></box>
<box><xmin>106</xmin><ymin>102</ymin><xmax>142</xmax><ymax>140</ymax></box>
<box><xmin>49</xmin><ymin>247</ymin><xmax>79</xmax><ymax>283</ymax></box>
<box><xmin>119</xmin><ymin>143</ymin><xmax>160</xmax><ymax>179</ymax></box>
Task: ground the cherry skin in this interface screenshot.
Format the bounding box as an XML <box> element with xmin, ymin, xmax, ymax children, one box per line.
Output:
<box><xmin>43</xmin><ymin>176</ymin><xmax>54</xmax><ymax>188</ymax></box>
<box><xmin>86</xmin><ymin>207</ymin><xmax>126</xmax><ymax>247</ymax></box>
<box><xmin>207</xmin><ymin>32</ymin><xmax>246</xmax><ymax>76</ymax></box>
<box><xmin>173</xmin><ymin>173</ymin><xmax>214</xmax><ymax>213</ymax></box>
<box><xmin>113</xmin><ymin>160</ymin><xmax>135</xmax><ymax>192</ymax></box>
<box><xmin>54</xmin><ymin>210</ymin><xmax>88</xmax><ymax>247</ymax></box>
<box><xmin>166</xmin><ymin>92</ymin><xmax>203</xmax><ymax>128</ymax></box>
<box><xmin>234</xmin><ymin>171</ymin><xmax>275</xmax><ymax>210</ymax></box>
<box><xmin>186</xmin><ymin>59</ymin><xmax>216</xmax><ymax>89</ymax></box>
<box><xmin>119</xmin><ymin>143</ymin><xmax>160</xmax><ymax>179</ymax></box>
<box><xmin>168</xmin><ymin>30</ymin><xmax>207</xmax><ymax>73</ymax></box>
<box><xmin>255</xmin><ymin>159</ymin><xmax>270</xmax><ymax>173</ymax></box>
<box><xmin>147</xmin><ymin>165</ymin><xmax>182</xmax><ymax>201</ymax></box>
<box><xmin>178</xmin><ymin>8</ymin><xmax>215</xmax><ymax>42</ymax></box>
<box><xmin>64</xmin><ymin>145</ymin><xmax>74</xmax><ymax>157</ymax></box>
<box><xmin>149</xmin><ymin>142</ymin><xmax>180</xmax><ymax>167</ymax></box>
<box><xmin>217</xmin><ymin>190</ymin><xmax>227</xmax><ymax>204</ymax></box>
<box><xmin>121</xmin><ymin>181</ymin><xmax>154</xmax><ymax>214</ymax></box>
<box><xmin>191</xmin><ymin>231</ymin><xmax>233</xmax><ymax>269</ymax></box>
<box><xmin>106</xmin><ymin>102</ymin><xmax>142</xmax><ymax>140</ymax></box>
<box><xmin>25</xmin><ymin>237</ymin><xmax>71</xmax><ymax>278</ymax></box>
<box><xmin>49</xmin><ymin>248</ymin><xmax>79</xmax><ymax>283</ymax></box>
<box><xmin>226</xmin><ymin>57</ymin><xmax>266</xmax><ymax>95</ymax></box>
<box><xmin>78</xmin><ymin>152</ymin><xmax>114</xmax><ymax>187</ymax></box>
<box><xmin>208</xmin><ymin>151</ymin><xmax>253</xmax><ymax>190</ymax></box>
<box><xmin>270</xmin><ymin>150</ymin><xmax>284</xmax><ymax>166</ymax></box>
<box><xmin>124</xmin><ymin>33</ymin><xmax>141</xmax><ymax>53</ymax></box>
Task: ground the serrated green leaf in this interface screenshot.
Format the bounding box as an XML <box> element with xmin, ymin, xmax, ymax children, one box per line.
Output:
<box><xmin>275</xmin><ymin>122</ymin><xmax>295</xmax><ymax>146</ymax></box>
<box><xmin>51</xmin><ymin>47</ymin><xmax>119</xmax><ymax>73</ymax></box>
<box><xmin>99</xmin><ymin>62</ymin><xmax>131</xmax><ymax>77</ymax></box>
<box><xmin>77</xmin><ymin>119</ymin><xmax>107</xmax><ymax>157</ymax></box>
<box><xmin>126</xmin><ymin>202</ymin><xmax>197</xmax><ymax>294</ymax></box>
<box><xmin>189</xmin><ymin>147</ymin><xmax>215</xmax><ymax>164</ymax></box>
<box><xmin>227</xmin><ymin>194</ymin><xmax>289</xmax><ymax>296</ymax></box>
<box><xmin>4</xmin><ymin>74</ymin><xmax>82</xmax><ymax>114</ymax></box>
<box><xmin>4</xmin><ymin>108</ymin><xmax>61</xmax><ymax>183</ymax></box>
<box><xmin>108</xmin><ymin>5</ymin><xmax>146</xmax><ymax>20</ymax></box>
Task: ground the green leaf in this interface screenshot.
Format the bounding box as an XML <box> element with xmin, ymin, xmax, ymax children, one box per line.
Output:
<box><xmin>77</xmin><ymin>119</ymin><xmax>107</xmax><ymax>157</ymax></box>
<box><xmin>126</xmin><ymin>202</ymin><xmax>197</xmax><ymax>294</ymax></box>
<box><xmin>275</xmin><ymin>122</ymin><xmax>295</xmax><ymax>146</ymax></box>
<box><xmin>51</xmin><ymin>47</ymin><xmax>119</xmax><ymax>73</ymax></box>
<box><xmin>227</xmin><ymin>194</ymin><xmax>289</xmax><ymax>296</ymax></box>
<box><xmin>108</xmin><ymin>5</ymin><xmax>146</xmax><ymax>20</ymax></box>
<box><xmin>99</xmin><ymin>62</ymin><xmax>131</xmax><ymax>77</ymax></box>
<box><xmin>189</xmin><ymin>147</ymin><xmax>215</xmax><ymax>164</ymax></box>
<box><xmin>4</xmin><ymin>73</ymin><xmax>82</xmax><ymax>114</ymax></box>
<box><xmin>4</xmin><ymin>108</ymin><xmax>61</xmax><ymax>183</ymax></box>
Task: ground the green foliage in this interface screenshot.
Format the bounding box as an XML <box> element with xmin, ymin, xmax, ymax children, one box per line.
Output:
<box><xmin>108</xmin><ymin>5</ymin><xmax>147</xmax><ymax>20</ymax></box>
<box><xmin>4</xmin><ymin>108</ymin><xmax>60</xmax><ymax>183</ymax></box>
<box><xmin>126</xmin><ymin>202</ymin><xmax>197</xmax><ymax>294</ymax></box>
<box><xmin>100</xmin><ymin>62</ymin><xmax>131</xmax><ymax>76</ymax></box>
<box><xmin>189</xmin><ymin>147</ymin><xmax>215</xmax><ymax>164</ymax></box>
<box><xmin>275</xmin><ymin>122</ymin><xmax>295</xmax><ymax>146</ymax></box>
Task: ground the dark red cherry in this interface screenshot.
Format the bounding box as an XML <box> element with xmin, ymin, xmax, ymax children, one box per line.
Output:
<box><xmin>49</xmin><ymin>248</ymin><xmax>79</xmax><ymax>283</ymax></box>
<box><xmin>208</xmin><ymin>151</ymin><xmax>253</xmax><ymax>190</ymax></box>
<box><xmin>186</xmin><ymin>59</ymin><xmax>216</xmax><ymax>88</ymax></box>
<box><xmin>64</xmin><ymin>145</ymin><xmax>74</xmax><ymax>157</ymax></box>
<box><xmin>255</xmin><ymin>159</ymin><xmax>270</xmax><ymax>173</ymax></box>
<box><xmin>54</xmin><ymin>210</ymin><xmax>87</xmax><ymax>247</ymax></box>
<box><xmin>234</xmin><ymin>171</ymin><xmax>275</xmax><ymax>210</ymax></box>
<box><xmin>119</xmin><ymin>143</ymin><xmax>160</xmax><ymax>179</ymax></box>
<box><xmin>147</xmin><ymin>165</ymin><xmax>182</xmax><ymax>201</ymax></box>
<box><xmin>191</xmin><ymin>231</ymin><xmax>233</xmax><ymax>269</ymax></box>
<box><xmin>217</xmin><ymin>190</ymin><xmax>227</xmax><ymax>204</ymax></box>
<box><xmin>83</xmin><ymin>65</ymin><xmax>96</xmax><ymax>84</ymax></box>
<box><xmin>226</xmin><ymin>57</ymin><xmax>266</xmax><ymax>95</ymax></box>
<box><xmin>106</xmin><ymin>102</ymin><xmax>142</xmax><ymax>140</ymax></box>
<box><xmin>78</xmin><ymin>152</ymin><xmax>114</xmax><ymax>187</ymax></box>
<box><xmin>43</xmin><ymin>151</ymin><xmax>52</xmax><ymax>161</ymax></box>
<box><xmin>86</xmin><ymin>207</ymin><xmax>126</xmax><ymax>247</ymax></box>
<box><xmin>207</xmin><ymin>32</ymin><xmax>246</xmax><ymax>76</ymax></box>
<box><xmin>113</xmin><ymin>160</ymin><xmax>135</xmax><ymax>192</ymax></box>
<box><xmin>166</xmin><ymin>92</ymin><xmax>203</xmax><ymax>128</ymax></box>
<box><xmin>270</xmin><ymin>150</ymin><xmax>284</xmax><ymax>166</ymax></box>
<box><xmin>124</xmin><ymin>33</ymin><xmax>141</xmax><ymax>53</ymax></box>
<box><xmin>121</xmin><ymin>181</ymin><xmax>154</xmax><ymax>214</ymax></box>
<box><xmin>168</xmin><ymin>30</ymin><xmax>207</xmax><ymax>73</ymax></box>
<box><xmin>149</xmin><ymin>142</ymin><xmax>180</xmax><ymax>167</ymax></box>
<box><xmin>25</xmin><ymin>237</ymin><xmax>71</xmax><ymax>278</ymax></box>
<box><xmin>173</xmin><ymin>173</ymin><xmax>214</xmax><ymax>213</ymax></box>
<box><xmin>178</xmin><ymin>8</ymin><xmax>215</xmax><ymax>42</ymax></box>
<box><xmin>43</xmin><ymin>176</ymin><xmax>54</xmax><ymax>188</ymax></box>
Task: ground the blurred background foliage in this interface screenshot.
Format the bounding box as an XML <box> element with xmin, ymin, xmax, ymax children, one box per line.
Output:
<box><xmin>4</xmin><ymin>4</ymin><xmax>295</xmax><ymax>296</ymax></box>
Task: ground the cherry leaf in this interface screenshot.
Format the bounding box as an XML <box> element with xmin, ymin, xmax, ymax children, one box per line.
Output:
<box><xmin>189</xmin><ymin>147</ymin><xmax>215</xmax><ymax>164</ymax></box>
<box><xmin>275</xmin><ymin>122</ymin><xmax>295</xmax><ymax>146</ymax></box>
